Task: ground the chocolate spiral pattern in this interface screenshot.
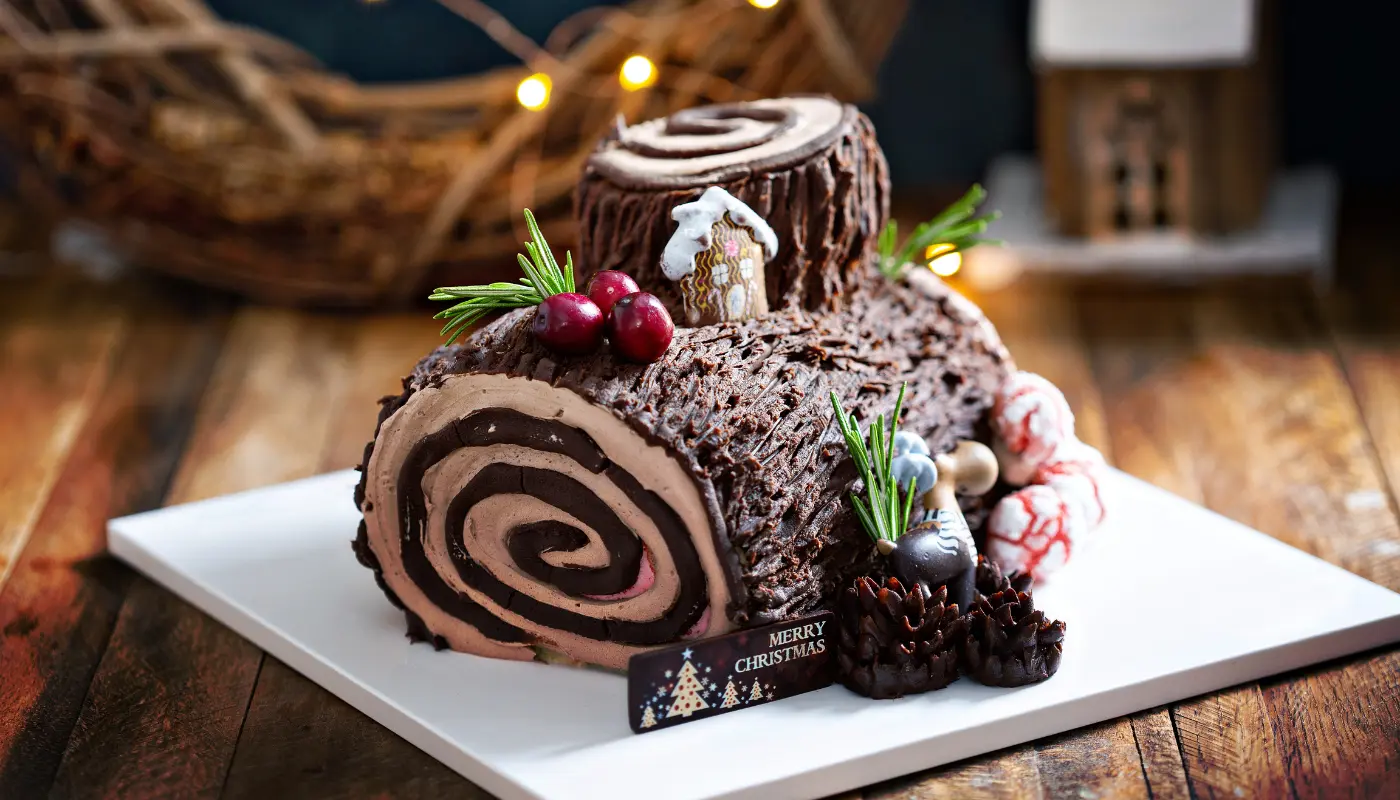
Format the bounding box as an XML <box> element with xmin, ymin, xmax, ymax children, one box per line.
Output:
<box><xmin>589</xmin><ymin>96</ymin><xmax>849</xmax><ymax>187</ymax></box>
<box><xmin>360</xmin><ymin>373</ymin><xmax>732</xmax><ymax>669</ymax></box>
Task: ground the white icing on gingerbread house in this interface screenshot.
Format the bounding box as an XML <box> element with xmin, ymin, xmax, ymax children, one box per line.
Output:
<box><xmin>661</xmin><ymin>187</ymin><xmax>778</xmax><ymax>280</ymax></box>
<box><xmin>660</xmin><ymin>187</ymin><xmax>780</xmax><ymax>325</ymax></box>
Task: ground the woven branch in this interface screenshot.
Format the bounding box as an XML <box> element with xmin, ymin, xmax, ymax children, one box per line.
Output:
<box><xmin>0</xmin><ymin>0</ymin><xmax>910</xmax><ymax>306</ymax></box>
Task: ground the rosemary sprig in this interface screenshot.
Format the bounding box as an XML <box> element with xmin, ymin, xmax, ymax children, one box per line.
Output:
<box><xmin>830</xmin><ymin>383</ymin><xmax>917</xmax><ymax>544</ymax></box>
<box><xmin>877</xmin><ymin>184</ymin><xmax>1002</xmax><ymax>281</ymax></box>
<box><xmin>429</xmin><ymin>208</ymin><xmax>578</xmax><ymax>343</ymax></box>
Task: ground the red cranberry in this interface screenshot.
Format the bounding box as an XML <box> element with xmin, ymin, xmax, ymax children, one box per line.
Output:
<box><xmin>532</xmin><ymin>293</ymin><xmax>604</xmax><ymax>354</ymax></box>
<box><xmin>608</xmin><ymin>292</ymin><xmax>674</xmax><ymax>363</ymax></box>
<box><xmin>586</xmin><ymin>270</ymin><xmax>640</xmax><ymax>318</ymax></box>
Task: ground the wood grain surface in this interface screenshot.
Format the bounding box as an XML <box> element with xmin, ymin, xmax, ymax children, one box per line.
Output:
<box><xmin>2</xmin><ymin>195</ymin><xmax>1398</xmax><ymax>799</ymax></box>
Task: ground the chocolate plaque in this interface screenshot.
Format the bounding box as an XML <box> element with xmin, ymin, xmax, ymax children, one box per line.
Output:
<box><xmin>627</xmin><ymin>612</ymin><xmax>834</xmax><ymax>733</ymax></box>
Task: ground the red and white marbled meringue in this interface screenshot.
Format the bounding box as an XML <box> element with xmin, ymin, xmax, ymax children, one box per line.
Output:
<box><xmin>991</xmin><ymin>371</ymin><xmax>1077</xmax><ymax>486</ymax></box>
<box><xmin>987</xmin><ymin>374</ymin><xmax>1108</xmax><ymax>579</ymax></box>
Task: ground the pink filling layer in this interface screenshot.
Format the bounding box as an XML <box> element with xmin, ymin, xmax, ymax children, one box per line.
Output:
<box><xmin>583</xmin><ymin>549</ymin><xmax>656</xmax><ymax>600</ymax></box>
<box><xmin>682</xmin><ymin>606</ymin><xmax>712</xmax><ymax>640</ymax></box>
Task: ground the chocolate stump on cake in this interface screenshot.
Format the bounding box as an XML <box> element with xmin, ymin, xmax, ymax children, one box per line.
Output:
<box><xmin>576</xmin><ymin>95</ymin><xmax>889</xmax><ymax>316</ymax></box>
<box><xmin>354</xmin><ymin>269</ymin><xmax>1012</xmax><ymax>669</ymax></box>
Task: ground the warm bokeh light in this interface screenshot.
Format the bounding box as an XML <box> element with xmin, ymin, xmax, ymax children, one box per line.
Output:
<box><xmin>930</xmin><ymin>251</ymin><xmax>963</xmax><ymax>277</ymax></box>
<box><xmin>749</xmin><ymin>0</ymin><xmax>781</xmax><ymax>8</ymax></box>
<box><xmin>516</xmin><ymin>73</ymin><xmax>551</xmax><ymax>111</ymax></box>
<box><xmin>619</xmin><ymin>55</ymin><xmax>658</xmax><ymax>91</ymax></box>
<box><xmin>925</xmin><ymin>243</ymin><xmax>962</xmax><ymax>277</ymax></box>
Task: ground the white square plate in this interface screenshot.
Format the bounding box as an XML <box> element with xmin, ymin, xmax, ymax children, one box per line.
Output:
<box><xmin>108</xmin><ymin>469</ymin><xmax>1400</xmax><ymax>800</ymax></box>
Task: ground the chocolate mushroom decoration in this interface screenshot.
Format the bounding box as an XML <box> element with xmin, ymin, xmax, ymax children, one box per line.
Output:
<box><xmin>830</xmin><ymin>387</ymin><xmax>999</xmax><ymax>612</ymax></box>
<box><xmin>882</xmin><ymin>440</ymin><xmax>999</xmax><ymax>612</ymax></box>
<box><xmin>830</xmin><ymin>389</ymin><xmax>1068</xmax><ymax>700</ymax></box>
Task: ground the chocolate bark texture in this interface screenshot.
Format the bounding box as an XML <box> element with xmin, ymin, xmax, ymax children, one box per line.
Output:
<box><xmin>354</xmin><ymin>269</ymin><xmax>1013</xmax><ymax>669</ymax></box>
<box><xmin>575</xmin><ymin>96</ymin><xmax>889</xmax><ymax>318</ymax></box>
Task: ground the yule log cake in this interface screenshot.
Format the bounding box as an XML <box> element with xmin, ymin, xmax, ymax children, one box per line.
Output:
<box><xmin>354</xmin><ymin>96</ymin><xmax>1031</xmax><ymax>670</ymax></box>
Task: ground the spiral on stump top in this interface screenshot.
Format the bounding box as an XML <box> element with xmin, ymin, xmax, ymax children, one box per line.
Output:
<box><xmin>589</xmin><ymin>98</ymin><xmax>846</xmax><ymax>186</ymax></box>
<box><xmin>576</xmin><ymin>96</ymin><xmax>890</xmax><ymax>316</ymax></box>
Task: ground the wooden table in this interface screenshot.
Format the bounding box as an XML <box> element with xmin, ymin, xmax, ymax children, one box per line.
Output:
<box><xmin>2</xmin><ymin>195</ymin><xmax>1398</xmax><ymax>799</ymax></box>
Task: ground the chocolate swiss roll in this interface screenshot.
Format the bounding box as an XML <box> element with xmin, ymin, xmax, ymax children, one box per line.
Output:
<box><xmin>576</xmin><ymin>96</ymin><xmax>889</xmax><ymax>317</ymax></box>
<box><xmin>354</xmin><ymin>269</ymin><xmax>1013</xmax><ymax>669</ymax></box>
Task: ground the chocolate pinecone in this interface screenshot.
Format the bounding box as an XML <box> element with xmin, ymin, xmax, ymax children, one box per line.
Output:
<box><xmin>962</xmin><ymin>579</ymin><xmax>1065</xmax><ymax>687</ymax></box>
<box><xmin>837</xmin><ymin>576</ymin><xmax>965</xmax><ymax>699</ymax></box>
<box><xmin>974</xmin><ymin>555</ymin><xmax>1033</xmax><ymax>597</ymax></box>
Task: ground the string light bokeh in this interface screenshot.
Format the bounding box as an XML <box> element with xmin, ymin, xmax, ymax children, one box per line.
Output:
<box><xmin>509</xmin><ymin>0</ymin><xmax>779</xmax><ymax>109</ymax></box>
<box><xmin>925</xmin><ymin>243</ymin><xmax>963</xmax><ymax>277</ymax></box>
<box><xmin>619</xmin><ymin>55</ymin><xmax>658</xmax><ymax>91</ymax></box>
<box><xmin>516</xmin><ymin>73</ymin><xmax>552</xmax><ymax>111</ymax></box>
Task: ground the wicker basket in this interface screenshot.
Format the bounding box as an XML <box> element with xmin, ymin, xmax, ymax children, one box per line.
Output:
<box><xmin>0</xmin><ymin>0</ymin><xmax>906</xmax><ymax>306</ymax></box>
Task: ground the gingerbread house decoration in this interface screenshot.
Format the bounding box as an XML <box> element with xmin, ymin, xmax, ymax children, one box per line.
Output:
<box><xmin>660</xmin><ymin>187</ymin><xmax>779</xmax><ymax>326</ymax></box>
<box><xmin>1033</xmin><ymin>0</ymin><xmax>1273</xmax><ymax>238</ymax></box>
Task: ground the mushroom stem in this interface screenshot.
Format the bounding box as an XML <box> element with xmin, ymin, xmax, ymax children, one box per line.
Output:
<box><xmin>922</xmin><ymin>440</ymin><xmax>1000</xmax><ymax>518</ymax></box>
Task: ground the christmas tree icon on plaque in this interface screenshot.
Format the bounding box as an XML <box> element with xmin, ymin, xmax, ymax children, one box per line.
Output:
<box><xmin>749</xmin><ymin>679</ymin><xmax>764</xmax><ymax>703</ymax></box>
<box><xmin>666</xmin><ymin>650</ymin><xmax>710</xmax><ymax>719</ymax></box>
<box><xmin>720</xmin><ymin>680</ymin><xmax>740</xmax><ymax>709</ymax></box>
<box><xmin>640</xmin><ymin>706</ymin><xmax>657</xmax><ymax>729</ymax></box>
